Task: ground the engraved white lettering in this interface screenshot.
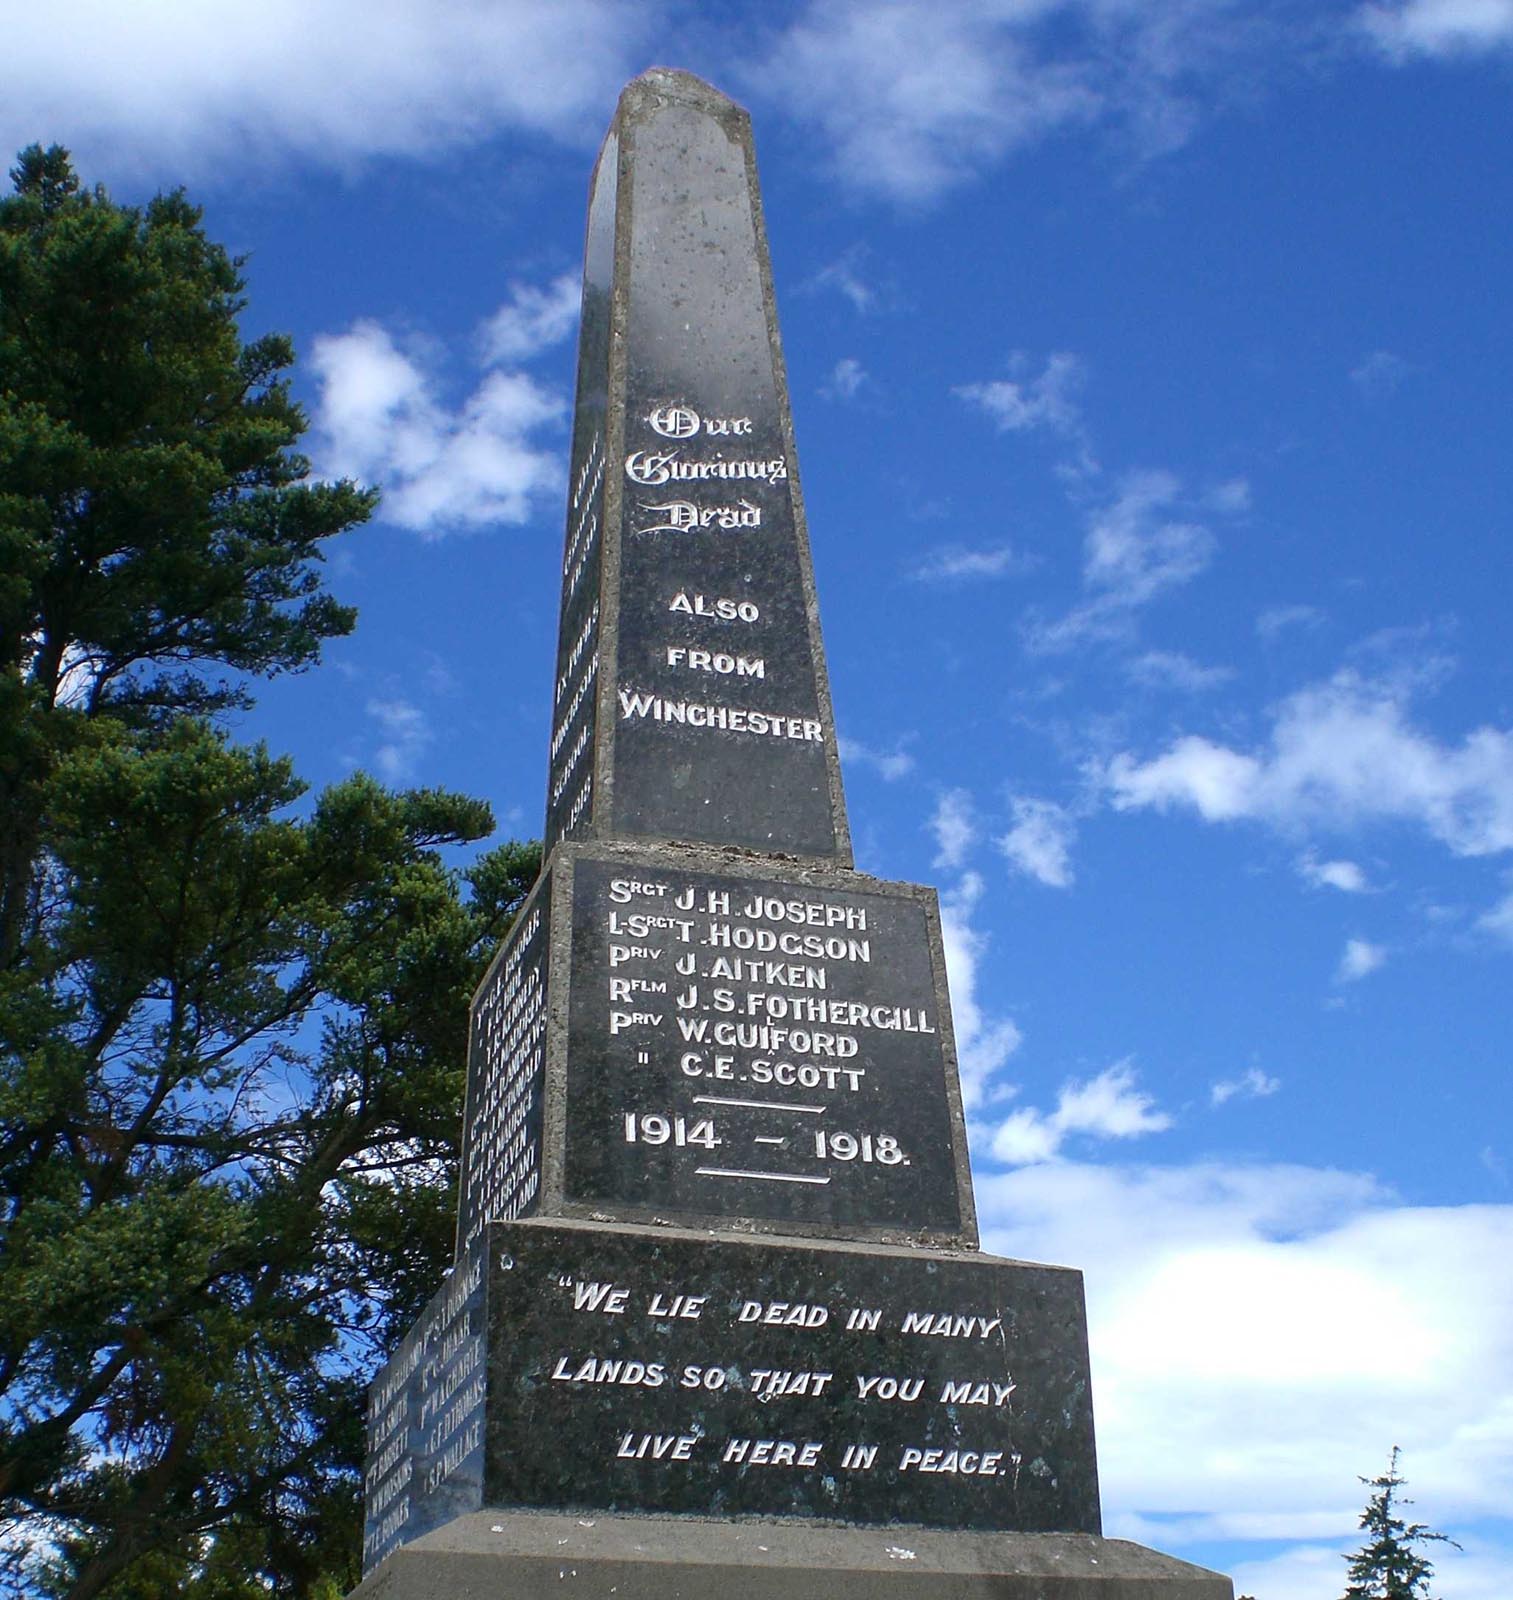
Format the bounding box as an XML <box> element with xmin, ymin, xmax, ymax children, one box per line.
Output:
<box><xmin>736</xmin><ymin>1301</ymin><xmax>829</xmax><ymax>1328</ymax></box>
<box><xmin>898</xmin><ymin>1447</ymin><xmax>1005</xmax><ymax>1475</ymax></box>
<box><xmin>616</xmin><ymin>1432</ymin><xmax>698</xmax><ymax>1460</ymax></box>
<box><xmin>640</xmin><ymin>498</ymin><xmax>761</xmax><ymax>533</ymax></box>
<box><xmin>665</xmin><ymin>647</ymin><xmax>765</xmax><ymax>678</ymax></box>
<box><xmin>899</xmin><ymin>1312</ymin><xmax>1004</xmax><ymax>1339</ymax></box>
<box><xmin>625</xmin><ymin>450</ymin><xmax>787</xmax><ymax>487</ymax></box>
<box><xmin>617</xmin><ymin>690</ymin><xmax>822</xmax><ymax>744</ymax></box>
<box><xmin>668</xmin><ymin>591</ymin><xmax>760</xmax><ymax>622</ymax></box>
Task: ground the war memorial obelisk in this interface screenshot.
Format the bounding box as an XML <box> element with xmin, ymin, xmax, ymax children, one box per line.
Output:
<box><xmin>352</xmin><ymin>70</ymin><xmax>1232</xmax><ymax>1599</ymax></box>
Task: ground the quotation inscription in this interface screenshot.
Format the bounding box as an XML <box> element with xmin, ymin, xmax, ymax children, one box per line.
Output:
<box><xmin>565</xmin><ymin>860</ymin><xmax>963</xmax><ymax>1232</ymax></box>
<box><xmin>483</xmin><ymin>1223</ymin><xmax>1100</xmax><ymax>1533</ymax></box>
<box><xmin>457</xmin><ymin>894</ymin><xmax>548</xmax><ymax>1256</ymax></box>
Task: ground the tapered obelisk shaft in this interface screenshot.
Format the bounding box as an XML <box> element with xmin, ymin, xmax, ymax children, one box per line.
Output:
<box><xmin>545</xmin><ymin>70</ymin><xmax>850</xmax><ymax>864</ymax></box>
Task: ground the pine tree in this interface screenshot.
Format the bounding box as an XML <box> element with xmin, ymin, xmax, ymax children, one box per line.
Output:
<box><xmin>0</xmin><ymin>147</ymin><xmax>538</xmax><ymax>1599</ymax></box>
<box><xmin>1342</xmin><ymin>1448</ymin><xmax>1458</xmax><ymax>1600</ymax></box>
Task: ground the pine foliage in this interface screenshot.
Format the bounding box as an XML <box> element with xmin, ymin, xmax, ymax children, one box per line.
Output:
<box><xmin>0</xmin><ymin>148</ymin><xmax>538</xmax><ymax>1599</ymax></box>
<box><xmin>1342</xmin><ymin>1448</ymin><xmax>1458</xmax><ymax>1600</ymax></box>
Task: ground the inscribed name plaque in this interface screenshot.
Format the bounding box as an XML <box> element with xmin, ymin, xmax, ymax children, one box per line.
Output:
<box><xmin>455</xmin><ymin>869</ymin><xmax>550</xmax><ymax>1257</ymax></box>
<box><xmin>564</xmin><ymin>854</ymin><xmax>969</xmax><ymax>1235</ymax></box>
<box><xmin>362</xmin><ymin>1248</ymin><xmax>486</xmax><ymax>1571</ymax></box>
<box><xmin>363</xmin><ymin>1217</ymin><xmax>1099</xmax><ymax>1571</ymax></box>
<box><xmin>543</xmin><ymin>134</ymin><xmax>613</xmax><ymax>855</ymax></box>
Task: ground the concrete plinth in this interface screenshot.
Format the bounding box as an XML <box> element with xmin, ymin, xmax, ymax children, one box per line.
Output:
<box><xmin>350</xmin><ymin>1510</ymin><xmax>1233</xmax><ymax>1599</ymax></box>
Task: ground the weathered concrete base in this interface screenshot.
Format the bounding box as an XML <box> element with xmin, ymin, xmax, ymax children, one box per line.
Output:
<box><xmin>349</xmin><ymin>1510</ymin><xmax>1233</xmax><ymax>1599</ymax></box>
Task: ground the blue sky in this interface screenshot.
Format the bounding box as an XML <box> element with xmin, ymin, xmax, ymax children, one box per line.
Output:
<box><xmin>8</xmin><ymin>2</ymin><xmax>1512</xmax><ymax>1593</ymax></box>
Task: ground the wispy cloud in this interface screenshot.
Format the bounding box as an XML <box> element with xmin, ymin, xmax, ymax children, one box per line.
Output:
<box><xmin>987</xmin><ymin>1060</ymin><xmax>1172</xmax><ymax>1165</ymax></box>
<box><xmin>1257</xmin><ymin>602</ymin><xmax>1326</xmax><ymax>640</ymax></box>
<box><xmin>367</xmin><ymin>697</ymin><xmax>433</xmax><ymax>781</ymax></box>
<box><xmin>938</xmin><ymin>872</ymin><xmax>1023</xmax><ymax>1107</ymax></box>
<box><xmin>997</xmin><ymin>796</ymin><xmax>1076</xmax><ymax>888</ymax></box>
<box><xmin>1125</xmin><ymin>650</ymin><xmax>1234</xmax><ymax>692</ymax></box>
<box><xmin>1350</xmin><ymin>347</ymin><xmax>1412</xmax><ymax>398</ymax></box>
<box><xmin>930</xmin><ymin>789</ymin><xmax>978</xmax><ymax>871</ymax></box>
<box><xmin>1027</xmin><ymin>469</ymin><xmax>1224</xmax><ymax>652</ymax></box>
<box><xmin>911</xmin><ymin>543</ymin><xmax>1033</xmax><ymax>582</ymax></box>
<box><xmin>755</xmin><ymin>1</ymin><xmax>1098</xmax><ymax>204</ymax></box>
<box><xmin>1211</xmin><ymin>1067</ymin><xmax>1281</xmax><ymax>1106</ymax></box>
<box><xmin>1104</xmin><ymin>668</ymin><xmax>1513</xmax><ymax>860</ymax></box>
<box><xmin>1359</xmin><ymin>0</ymin><xmax>1513</xmax><ymax>59</ymax></box>
<box><xmin>0</xmin><ymin>0</ymin><xmax>658</xmax><ymax>182</ymax></box>
<box><xmin>478</xmin><ymin>273</ymin><xmax>580</xmax><ymax>364</ymax></box>
<box><xmin>310</xmin><ymin>288</ymin><xmax>570</xmax><ymax>536</ymax></box>
<box><xmin>1336</xmin><ymin>937</ymin><xmax>1387</xmax><ymax>982</ymax></box>
<box><xmin>807</xmin><ymin>247</ymin><xmax>881</xmax><ymax>312</ymax></box>
<box><xmin>836</xmin><ymin>734</ymin><xmax>914</xmax><ymax>781</ymax></box>
<box><xmin>821</xmin><ymin>357</ymin><xmax>868</xmax><ymax>401</ymax></box>
<box><xmin>955</xmin><ymin>351</ymin><xmax>1085</xmax><ymax>438</ymax></box>
<box><xmin>1479</xmin><ymin>883</ymin><xmax>1513</xmax><ymax>944</ymax></box>
<box><xmin>1298</xmin><ymin>851</ymin><xmax>1369</xmax><ymax>892</ymax></box>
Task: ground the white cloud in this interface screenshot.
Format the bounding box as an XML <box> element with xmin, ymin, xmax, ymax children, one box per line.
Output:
<box><xmin>1028</xmin><ymin>469</ymin><xmax>1220</xmax><ymax>651</ymax></box>
<box><xmin>1350</xmin><ymin>347</ymin><xmax>1413</xmax><ymax>398</ymax></box>
<box><xmin>1204</xmin><ymin>477</ymin><xmax>1252</xmax><ymax>514</ymax></box>
<box><xmin>1258</xmin><ymin>603</ymin><xmax>1327</xmax><ymax>640</ymax></box>
<box><xmin>310</xmin><ymin>314</ymin><xmax>565</xmax><ymax>536</ymax></box>
<box><xmin>808</xmin><ymin>249</ymin><xmax>879</xmax><ymax>312</ymax></box>
<box><xmin>1337</xmin><ymin>937</ymin><xmax>1387</xmax><ymax>982</ymax></box>
<box><xmin>987</xmin><ymin>1061</ymin><xmax>1171</xmax><ymax>1164</ymax></box>
<box><xmin>822</xmin><ymin>357</ymin><xmax>867</xmax><ymax>400</ymax></box>
<box><xmin>1083</xmin><ymin>469</ymin><xmax>1213</xmax><ymax>604</ymax></box>
<box><xmin>1478</xmin><ymin>884</ymin><xmax>1513</xmax><ymax>944</ymax></box>
<box><xmin>1211</xmin><ymin>1066</ymin><xmax>1281</xmax><ymax>1106</ymax></box>
<box><xmin>938</xmin><ymin>872</ymin><xmax>1023</xmax><ymax>1107</ymax></box>
<box><xmin>976</xmin><ymin>1162</ymin><xmax>1513</xmax><ymax>1559</ymax></box>
<box><xmin>836</xmin><ymin>734</ymin><xmax>914</xmax><ymax>781</ymax></box>
<box><xmin>930</xmin><ymin>789</ymin><xmax>978</xmax><ymax>871</ymax></box>
<box><xmin>1105</xmin><ymin>669</ymin><xmax>1513</xmax><ymax>860</ymax></box>
<box><xmin>1230</xmin><ymin>1536</ymin><xmax>1508</xmax><ymax>1600</ymax></box>
<box><xmin>1359</xmin><ymin>0</ymin><xmax>1513</xmax><ymax>60</ymax></box>
<box><xmin>755</xmin><ymin>1</ymin><xmax>1098</xmax><ymax>204</ymax></box>
<box><xmin>367</xmin><ymin>697</ymin><xmax>432</xmax><ymax>781</ymax></box>
<box><xmin>1</xmin><ymin>0</ymin><xmax>658</xmax><ymax>183</ymax></box>
<box><xmin>955</xmin><ymin>351</ymin><xmax>1085</xmax><ymax>437</ymax></box>
<box><xmin>478</xmin><ymin>273</ymin><xmax>580</xmax><ymax>364</ymax></box>
<box><xmin>1299</xmin><ymin>852</ymin><xmax>1369</xmax><ymax>892</ymax></box>
<box><xmin>997</xmin><ymin>795</ymin><xmax>1076</xmax><ymax>888</ymax></box>
<box><xmin>912</xmin><ymin>543</ymin><xmax>1032</xmax><ymax>582</ymax></box>
<box><xmin>1126</xmin><ymin>650</ymin><xmax>1234</xmax><ymax>692</ymax></box>
<box><xmin>752</xmin><ymin>0</ymin><xmax>1281</xmax><ymax>205</ymax></box>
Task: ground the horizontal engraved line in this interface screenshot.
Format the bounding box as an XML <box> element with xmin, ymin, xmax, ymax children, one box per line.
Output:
<box><xmin>752</xmin><ymin>1136</ymin><xmax>786</xmax><ymax>1145</ymax></box>
<box><xmin>695</xmin><ymin>1167</ymin><xmax>831</xmax><ymax>1185</ymax></box>
<box><xmin>691</xmin><ymin>1095</ymin><xmax>825</xmax><ymax>1115</ymax></box>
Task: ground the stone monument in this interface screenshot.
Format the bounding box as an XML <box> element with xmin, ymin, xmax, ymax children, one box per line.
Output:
<box><xmin>351</xmin><ymin>69</ymin><xmax>1232</xmax><ymax>1599</ymax></box>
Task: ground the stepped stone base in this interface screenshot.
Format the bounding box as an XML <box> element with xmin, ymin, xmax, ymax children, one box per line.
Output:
<box><xmin>350</xmin><ymin>1510</ymin><xmax>1233</xmax><ymax>1599</ymax></box>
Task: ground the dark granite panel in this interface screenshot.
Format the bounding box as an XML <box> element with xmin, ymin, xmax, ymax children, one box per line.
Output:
<box><xmin>604</xmin><ymin>83</ymin><xmax>844</xmax><ymax>858</ymax></box>
<box><xmin>482</xmin><ymin>1222</ymin><xmax>1099</xmax><ymax>1535</ymax></box>
<box><xmin>563</xmin><ymin>856</ymin><xmax>965</xmax><ymax>1234</ymax></box>
<box><xmin>361</xmin><ymin>1249</ymin><xmax>488</xmax><ymax>1572</ymax></box>
<box><xmin>543</xmin><ymin>132</ymin><xmax>616</xmax><ymax>852</ymax></box>
<box><xmin>455</xmin><ymin>870</ymin><xmax>551</xmax><ymax>1258</ymax></box>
